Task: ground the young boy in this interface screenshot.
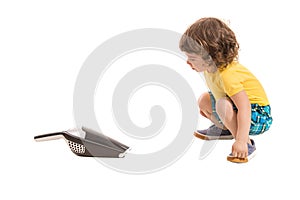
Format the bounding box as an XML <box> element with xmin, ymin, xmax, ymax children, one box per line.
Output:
<box><xmin>179</xmin><ymin>17</ymin><xmax>273</xmax><ymax>163</ymax></box>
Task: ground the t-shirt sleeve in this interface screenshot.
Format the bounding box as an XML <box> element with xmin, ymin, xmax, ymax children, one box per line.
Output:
<box><xmin>221</xmin><ymin>70</ymin><xmax>244</xmax><ymax>97</ymax></box>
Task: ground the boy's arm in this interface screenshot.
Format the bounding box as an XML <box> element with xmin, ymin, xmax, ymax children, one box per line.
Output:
<box><xmin>230</xmin><ymin>90</ymin><xmax>251</xmax><ymax>158</ymax></box>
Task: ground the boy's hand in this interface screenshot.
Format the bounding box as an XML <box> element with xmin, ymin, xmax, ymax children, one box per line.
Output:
<box><xmin>231</xmin><ymin>140</ymin><xmax>248</xmax><ymax>158</ymax></box>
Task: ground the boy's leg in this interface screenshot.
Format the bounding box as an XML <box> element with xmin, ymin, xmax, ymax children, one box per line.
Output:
<box><xmin>215</xmin><ymin>97</ymin><xmax>237</xmax><ymax>137</ymax></box>
<box><xmin>216</xmin><ymin>97</ymin><xmax>250</xmax><ymax>143</ymax></box>
<box><xmin>195</xmin><ymin>93</ymin><xmax>233</xmax><ymax>140</ymax></box>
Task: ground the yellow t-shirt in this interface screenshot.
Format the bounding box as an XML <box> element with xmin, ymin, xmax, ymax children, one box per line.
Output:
<box><xmin>204</xmin><ymin>62</ymin><xmax>269</xmax><ymax>106</ymax></box>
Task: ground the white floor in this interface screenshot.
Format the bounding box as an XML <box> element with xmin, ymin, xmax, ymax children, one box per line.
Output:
<box><xmin>1</xmin><ymin>1</ymin><xmax>299</xmax><ymax>200</ymax></box>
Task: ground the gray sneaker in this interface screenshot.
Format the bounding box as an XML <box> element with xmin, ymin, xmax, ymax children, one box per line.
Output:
<box><xmin>194</xmin><ymin>125</ymin><xmax>234</xmax><ymax>140</ymax></box>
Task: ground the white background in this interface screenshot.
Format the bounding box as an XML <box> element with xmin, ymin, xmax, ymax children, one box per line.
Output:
<box><xmin>1</xmin><ymin>0</ymin><xmax>299</xmax><ymax>199</ymax></box>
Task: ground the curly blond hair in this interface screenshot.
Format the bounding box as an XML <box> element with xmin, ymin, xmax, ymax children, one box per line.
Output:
<box><xmin>179</xmin><ymin>17</ymin><xmax>239</xmax><ymax>68</ymax></box>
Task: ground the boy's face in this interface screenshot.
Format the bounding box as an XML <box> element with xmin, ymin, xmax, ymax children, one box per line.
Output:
<box><xmin>185</xmin><ymin>52</ymin><xmax>210</xmax><ymax>72</ymax></box>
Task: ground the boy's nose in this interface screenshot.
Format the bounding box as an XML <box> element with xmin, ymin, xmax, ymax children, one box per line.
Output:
<box><xmin>187</xmin><ymin>61</ymin><xmax>196</xmax><ymax>70</ymax></box>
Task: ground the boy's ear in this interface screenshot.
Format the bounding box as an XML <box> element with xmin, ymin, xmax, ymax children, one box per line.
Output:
<box><xmin>187</xmin><ymin>61</ymin><xmax>192</xmax><ymax>67</ymax></box>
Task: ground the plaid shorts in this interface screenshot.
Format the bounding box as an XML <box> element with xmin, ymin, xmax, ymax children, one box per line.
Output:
<box><xmin>209</xmin><ymin>92</ymin><xmax>273</xmax><ymax>135</ymax></box>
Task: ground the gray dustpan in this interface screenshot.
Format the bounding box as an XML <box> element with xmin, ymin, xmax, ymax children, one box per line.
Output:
<box><xmin>34</xmin><ymin>126</ymin><xmax>130</xmax><ymax>158</ymax></box>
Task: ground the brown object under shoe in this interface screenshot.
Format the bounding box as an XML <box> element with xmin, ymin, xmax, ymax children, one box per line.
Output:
<box><xmin>227</xmin><ymin>156</ymin><xmax>248</xmax><ymax>163</ymax></box>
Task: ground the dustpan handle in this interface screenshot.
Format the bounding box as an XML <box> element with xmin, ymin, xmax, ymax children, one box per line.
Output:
<box><xmin>34</xmin><ymin>132</ymin><xmax>65</xmax><ymax>142</ymax></box>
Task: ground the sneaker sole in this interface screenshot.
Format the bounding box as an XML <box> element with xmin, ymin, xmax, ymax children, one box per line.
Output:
<box><xmin>227</xmin><ymin>151</ymin><xmax>256</xmax><ymax>163</ymax></box>
<box><xmin>194</xmin><ymin>131</ymin><xmax>234</xmax><ymax>140</ymax></box>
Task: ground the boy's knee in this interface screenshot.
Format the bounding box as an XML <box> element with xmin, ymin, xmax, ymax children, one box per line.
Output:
<box><xmin>198</xmin><ymin>92</ymin><xmax>211</xmax><ymax>110</ymax></box>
